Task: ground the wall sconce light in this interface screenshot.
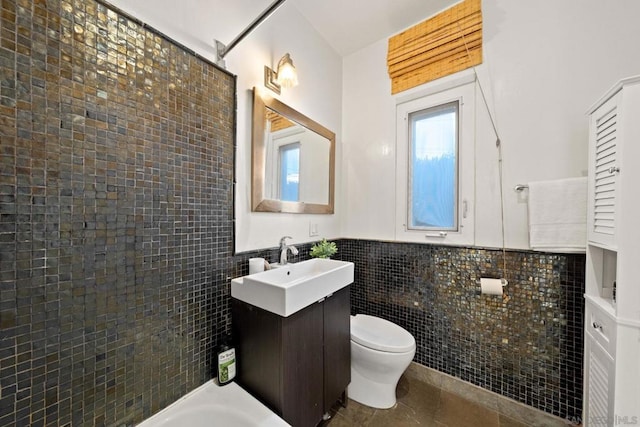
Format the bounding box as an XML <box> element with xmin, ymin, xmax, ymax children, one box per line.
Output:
<box><xmin>264</xmin><ymin>53</ymin><xmax>298</xmax><ymax>95</ymax></box>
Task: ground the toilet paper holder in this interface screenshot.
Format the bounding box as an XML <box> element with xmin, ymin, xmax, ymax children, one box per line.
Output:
<box><xmin>479</xmin><ymin>277</ymin><xmax>508</xmax><ymax>296</ymax></box>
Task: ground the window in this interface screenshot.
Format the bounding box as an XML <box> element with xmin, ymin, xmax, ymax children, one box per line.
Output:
<box><xmin>396</xmin><ymin>77</ymin><xmax>475</xmax><ymax>245</ymax></box>
<box><xmin>279</xmin><ymin>143</ymin><xmax>300</xmax><ymax>202</ymax></box>
<box><xmin>409</xmin><ymin>101</ymin><xmax>458</xmax><ymax>230</ymax></box>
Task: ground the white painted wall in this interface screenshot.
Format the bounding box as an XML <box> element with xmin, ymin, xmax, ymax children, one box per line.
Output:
<box><xmin>103</xmin><ymin>0</ymin><xmax>640</xmax><ymax>251</ymax></box>
<box><xmin>342</xmin><ymin>0</ymin><xmax>640</xmax><ymax>250</ymax></box>
<box><xmin>106</xmin><ymin>0</ymin><xmax>344</xmax><ymax>253</ymax></box>
<box><xmin>227</xmin><ymin>6</ymin><xmax>342</xmax><ymax>253</ymax></box>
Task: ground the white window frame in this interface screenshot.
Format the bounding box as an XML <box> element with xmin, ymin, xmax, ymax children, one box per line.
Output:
<box><xmin>395</xmin><ymin>77</ymin><xmax>476</xmax><ymax>246</ymax></box>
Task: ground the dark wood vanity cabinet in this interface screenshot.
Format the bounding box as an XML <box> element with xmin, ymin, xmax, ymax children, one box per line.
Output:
<box><xmin>232</xmin><ymin>286</ymin><xmax>350</xmax><ymax>427</ymax></box>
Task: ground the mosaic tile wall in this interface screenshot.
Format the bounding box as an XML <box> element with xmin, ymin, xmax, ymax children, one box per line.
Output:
<box><xmin>335</xmin><ymin>239</ymin><xmax>585</xmax><ymax>422</ymax></box>
<box><xmin>0</xmin><ymin>0</ymin><xmax>235</xmax><ymax>425</ymax></box>
<box><xmin>0</xmin><ymin>0</ymin><xmax>587</xmax><ymax>425</ymax></box>
<box><xmin>229</xmin><ymin>241</ymin><xmax>316</xmax><ymax>279</ymax></box>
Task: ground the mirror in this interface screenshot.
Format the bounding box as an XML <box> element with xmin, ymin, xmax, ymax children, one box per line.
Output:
<box><xmin>252</xmin><ymin>87</ymin><xmax>335</xmax><ymax>214</ymax></box>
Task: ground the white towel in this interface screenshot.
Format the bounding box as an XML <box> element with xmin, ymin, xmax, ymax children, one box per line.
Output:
<box><xmin>528</xmin><ymin>177</ymin><xmax>587</xmax><ymax>253</ymax></box>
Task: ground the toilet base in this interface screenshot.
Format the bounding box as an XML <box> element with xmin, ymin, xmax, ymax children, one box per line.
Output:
<box><xmin>348</xmin><ymin>367</ymin><xmax>398</xmax><ymax>409</ymax></box>
<box><xmin>348</xmin><ymin>315</ymin><xmax>416</xmax><ymax>410</ymax></box>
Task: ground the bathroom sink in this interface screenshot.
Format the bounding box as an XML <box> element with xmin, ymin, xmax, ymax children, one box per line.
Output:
<box><xmin>231</xmin><ymin>258</ymin><xmax>354</xmax><ymax>317</ymax></box>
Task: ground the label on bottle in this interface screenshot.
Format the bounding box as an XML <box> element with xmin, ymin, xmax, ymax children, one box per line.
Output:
<box><xmin>218</xmin><ymin>348</ymin><xmax>236</xmax><ymax>384</ymax></box>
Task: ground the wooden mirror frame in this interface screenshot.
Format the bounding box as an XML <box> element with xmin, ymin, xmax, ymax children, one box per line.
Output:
<box><xmin>251</xmin><ymin>87</ymin><xmax>335</xmax><ymax>214</ymax></box>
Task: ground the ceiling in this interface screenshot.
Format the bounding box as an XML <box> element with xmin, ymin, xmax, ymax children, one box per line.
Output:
<box><xmin>108</xmin><ymin>0</ymin><xmax>460</xmax><ymax>58</ymax></box>
<box><xmin>291</xmin><ymin>0</ymin><xmax>460</xmax><ymax>56</ymax></box>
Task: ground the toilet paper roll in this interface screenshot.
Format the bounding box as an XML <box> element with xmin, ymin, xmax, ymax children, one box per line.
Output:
<box><xmin>480</xmin><ymin>278</ymin><xmax>504</xmax><ymax>296</ymax></box>
<box><xmin>249</xmin><ymin>258</ymin><xmax>265</xmax><ymax>275</ymax></box>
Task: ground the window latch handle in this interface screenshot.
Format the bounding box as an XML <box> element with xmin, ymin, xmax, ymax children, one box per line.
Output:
<box><xmin>462</xmin><ymin>199</ymin><xmax>468</xmax><ymax>219</ymax></box>
<box><xmin>425</xmin><ymin>232</ymin><xmax>448</xmax><ymax>238</ymax></box>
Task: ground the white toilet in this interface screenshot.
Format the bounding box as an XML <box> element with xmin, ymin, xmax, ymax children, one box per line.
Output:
<box><xmin>348</xmin><ymin>314</ymin><xmax>416</xmax><ymax>409</ymax></box>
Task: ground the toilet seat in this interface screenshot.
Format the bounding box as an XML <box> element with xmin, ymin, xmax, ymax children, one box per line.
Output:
<box><xmin>351</xmin><ymin>314</ymin><xmax>415</xmax><ymax>353</ymax></box>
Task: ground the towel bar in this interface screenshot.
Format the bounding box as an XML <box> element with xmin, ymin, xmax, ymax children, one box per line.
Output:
<box><xmin>514</xmin><ymin>184</ymin><xmax>529</xmax><ymax>192</ymax></box>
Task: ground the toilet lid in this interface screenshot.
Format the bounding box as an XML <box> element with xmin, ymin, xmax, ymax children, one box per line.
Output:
<box><xmin>351</xmin><ymin>314</ymin><xmax>416</xmax><ymax>353</ymax></box>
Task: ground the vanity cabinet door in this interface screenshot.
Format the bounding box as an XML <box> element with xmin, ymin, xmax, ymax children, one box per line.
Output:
<box><xmin>281</xmin><ymin>301</ymin><xmax>324</xmax><ymax>427</ymax></box>
<box><xmin>322</xmin><ymin>286</ymin><xmax>351</xmax><ymax>412</ymax></box>
<box><xmin>233</xmin><ymin>287</ymin><xmax>351</xmax><ymax>427</ymax></box>
<box><xmin>233</xmin><ymin>299</ymin><xmax>324</xmax><ymax>427</ymax></box>
<box><xmin>232</xmin><ymin>300</ymin><xmax>283</xmax><ymax>412</ymax></box>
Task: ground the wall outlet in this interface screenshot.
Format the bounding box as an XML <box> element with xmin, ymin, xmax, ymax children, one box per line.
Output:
<box><xmin>309</xmin><ymin>222</ymin><xmax>319</xmax><ymax>237</ymax></box>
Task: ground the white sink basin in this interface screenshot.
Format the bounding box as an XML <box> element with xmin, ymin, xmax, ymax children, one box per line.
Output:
<box><xmin>231</xmin><ymin>258</ymin><xmax>354</xmax><ymax>317</ymax></box>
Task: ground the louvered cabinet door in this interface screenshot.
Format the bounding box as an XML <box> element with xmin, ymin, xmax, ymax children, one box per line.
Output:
<box><xmin>584</xmin><ymin>332</ymin><xmax>615</xmax><ymax>427</ymax></box>
<box><xmin>587</xmin><ymin>92</ymin><xmax>621</xmax><ymax>249</ymax></box>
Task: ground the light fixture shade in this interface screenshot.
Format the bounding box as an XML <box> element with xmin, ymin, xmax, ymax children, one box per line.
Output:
<box><xmin>276</xmin><ymin>53</ymin><xmax>298</xmax><ymax>88</ymax></box>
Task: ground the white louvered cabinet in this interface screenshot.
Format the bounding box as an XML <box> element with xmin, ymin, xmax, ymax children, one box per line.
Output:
<box><xmin>584</xmin><ymin>76</ymin><xmax>640</xmax><ymax>427</ymax></box>
<box><xmin>584</xmin><ymin>333</ymin><xmax>615</xmax><ymax>427</ymax></box>
<box><xmin>584</xmin><ymin>335</ymin><xmax>615</xmax><ymax>427</ymax></box>
<box><xmin>583</xmin><ymin>298</ymin><xmax>616</xmax><ymax>427</ymax></box>
<box><xmin>587</xmin><ymin>93</ymin><xmax>620</xmax><ymax>249</ymax></box>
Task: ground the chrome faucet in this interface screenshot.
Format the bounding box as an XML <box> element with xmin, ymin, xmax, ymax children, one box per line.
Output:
<box><xmin>279</xmin><ymin>236</ymin><xmax>299</xmax><ymax>265</ymax></box>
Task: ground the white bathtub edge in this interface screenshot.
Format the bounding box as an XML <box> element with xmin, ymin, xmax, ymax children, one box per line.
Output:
<box><xmin>136</xmin><ymin>380</ymin><xmax>290</xmax><ymax>427</ymax></box>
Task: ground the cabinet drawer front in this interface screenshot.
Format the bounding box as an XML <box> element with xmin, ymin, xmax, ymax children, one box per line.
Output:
<box><xmin>585</xmin><ymin>300</ymin><xmax>616</xmax><ymax>356</ymax></box>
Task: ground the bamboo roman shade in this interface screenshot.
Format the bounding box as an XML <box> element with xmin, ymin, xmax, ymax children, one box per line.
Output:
<box><xmin>387</xmin><ymin>0</ymin><xmax>482</xmax><ymax>94</ymax></box>
<box><xmin>266</xmin><ymin>109</ymin><xmax>295</xmax><ymax>132</ymax></box>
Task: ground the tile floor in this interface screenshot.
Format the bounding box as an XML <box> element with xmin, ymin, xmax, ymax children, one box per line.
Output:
<box><xmin>324</xmin><ymin>364</ymin><xmax>575</xmax><ymax>427</ymax></box>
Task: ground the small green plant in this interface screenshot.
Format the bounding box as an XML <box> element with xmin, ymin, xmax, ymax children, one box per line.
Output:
<box><xmin>309</xmin><ymin>238</ymin><xmax>338</xmax><ymax>259</ymax></box>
